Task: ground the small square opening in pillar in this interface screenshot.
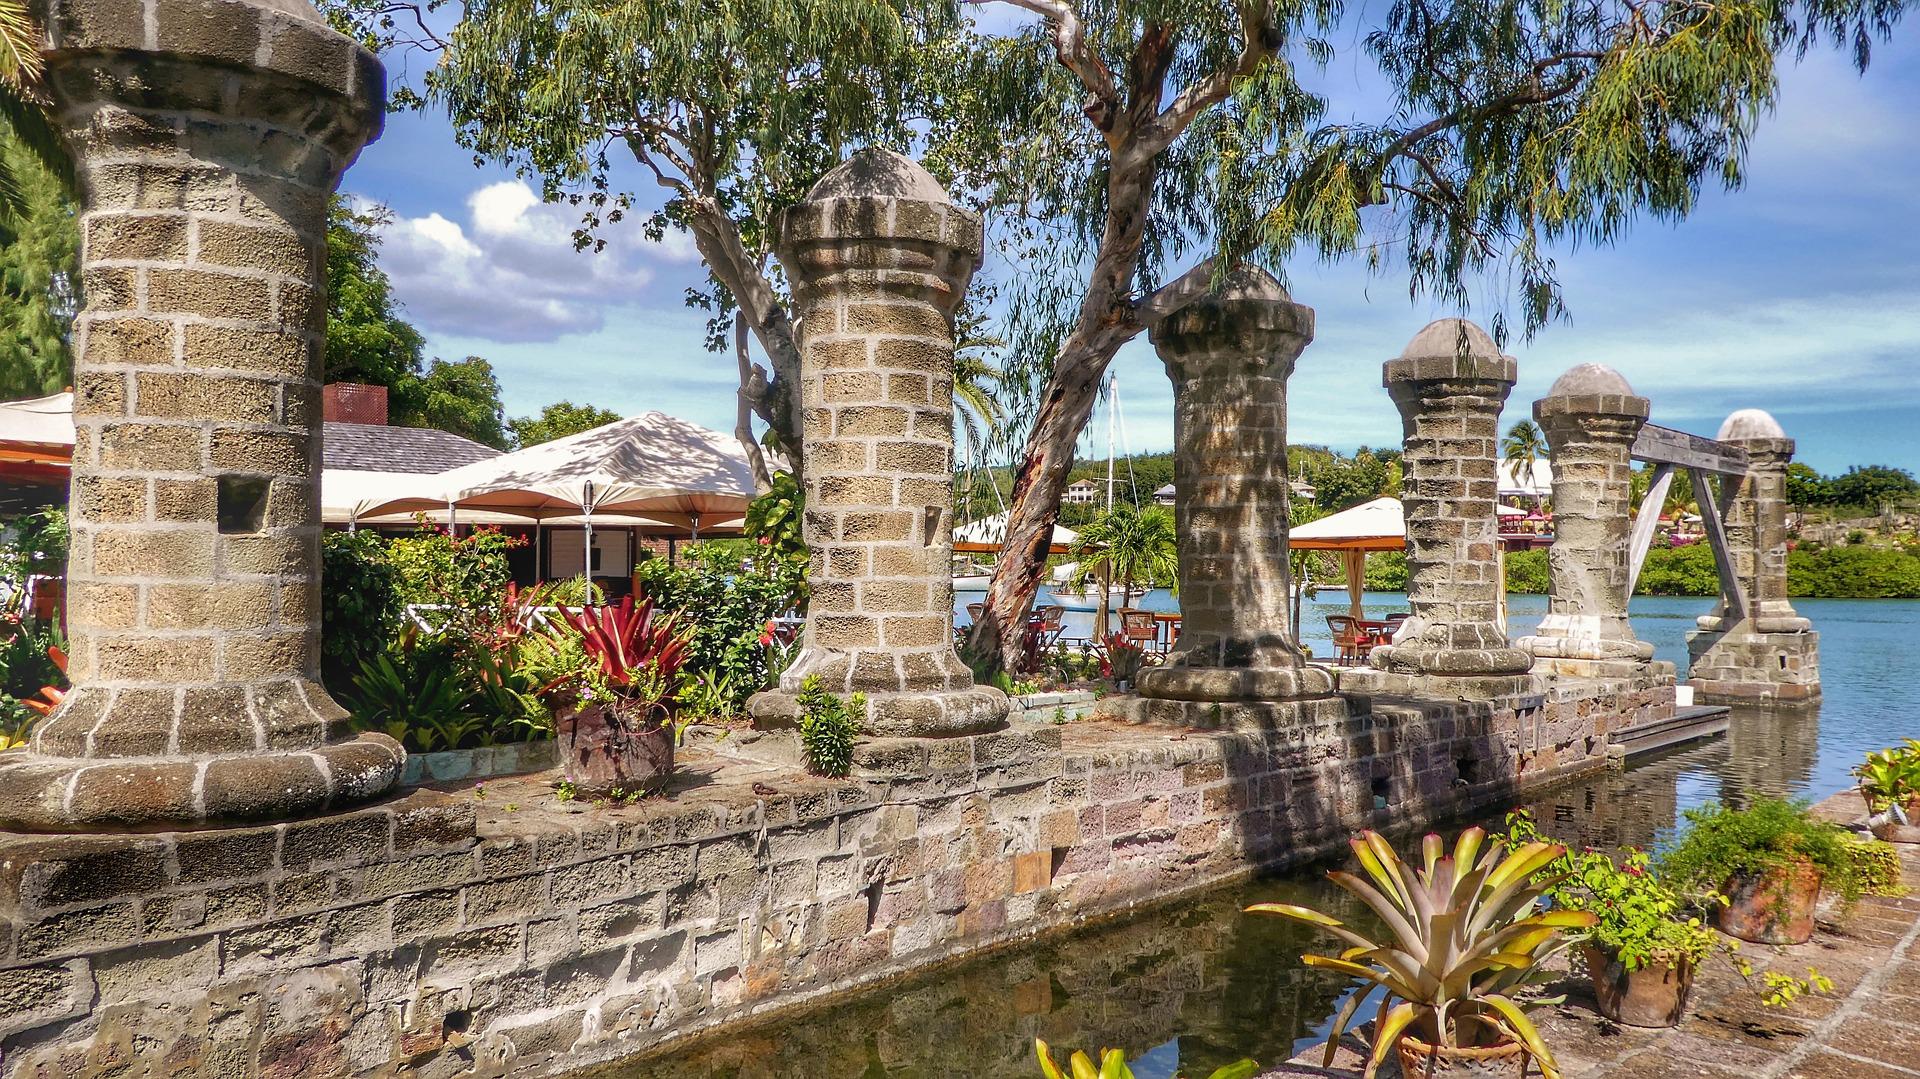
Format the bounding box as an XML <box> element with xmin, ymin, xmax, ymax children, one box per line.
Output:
<box><xmin>217</xmin><ymin>475</ymin><xmax>271</xmax><ymax>534</ymax></box>
<box><xmin>1370</xmin><ymin>774</ymin><xmax>1392</xmax><ymax>810</ymax></box>
<box><xmin>923</xmin><ymin>506</ymin><xmax>943</xmax><ymax>547</ymax></box>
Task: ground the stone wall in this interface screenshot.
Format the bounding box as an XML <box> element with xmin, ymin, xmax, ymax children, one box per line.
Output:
<box><xmin>0</xmin><ymin>680</ymin><xmax>1669</xmax><ymax>1078</ymax></box>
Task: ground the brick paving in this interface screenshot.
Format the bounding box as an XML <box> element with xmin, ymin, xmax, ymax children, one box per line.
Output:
<box><xmin>1264</xmin><ymin>791</ymin><xmax>1920</xmax><ymax>1077</ymax></box>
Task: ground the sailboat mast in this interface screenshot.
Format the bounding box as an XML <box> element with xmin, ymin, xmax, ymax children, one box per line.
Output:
<box><xmin>1104</xmin><ymin>374</ymin><xmax>1116</xmax><ymax>513</ymax></box>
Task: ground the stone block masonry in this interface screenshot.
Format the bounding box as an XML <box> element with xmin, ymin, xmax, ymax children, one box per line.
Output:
<box><xmin>0</xmin><ymin>680</ymin><xmax>1668</xmax><ymax>1078</ymax></box>
<box><xmin>748</xmin><ymin>148</ymin><xmax>1008</xmax><ymax>737</ymax></box>
<box><xmin>0</xmin><ymin>0</ymin><xmax>403</xmax><ymax>831</ymax></box>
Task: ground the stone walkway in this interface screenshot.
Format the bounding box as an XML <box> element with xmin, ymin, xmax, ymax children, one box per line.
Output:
<box><xmin>1264</xmin><ymin>792</ymin><xmax>1920</xmax><ymax>1078</ymax></box>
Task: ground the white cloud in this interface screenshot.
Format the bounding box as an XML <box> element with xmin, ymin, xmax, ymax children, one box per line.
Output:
<box><xmin>375</xmin><ymin>181</ymin><xmax>701</xmax><ymax>343</ymax></box>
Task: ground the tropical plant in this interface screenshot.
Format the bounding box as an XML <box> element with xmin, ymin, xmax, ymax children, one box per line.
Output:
<box><xmin>319</xmin><ymin>529</ymin><xmax>402</xmax><ymax>688</ymax></box>
<box><xmin>1034</xmin><ymin>1041</ymin><xmax>1256</xmax><ymax>1079</ymax></box>
<box><xmin>1247</xmin><ymin>828</ymin><xmax>1595</xmax><ymax>1079</ymax></box>
<box><xmin>1068</xmin><ymin>503</ymin><xmax>1178</xmax><ymax>637</ymax></box>
<box><xmin>743</xmin><ymin>470</ymin><xmax>809</xmax><ymax>582</ymax></box>
<box><xmin>1854</xmin><ymin>743</ymin><xmax>1920</xmax><ymax>816</ymax></box>
<box><xmin>1658</xmin><ymin>797</ymin><xmax>1866</xmax><ymax>907</ymax></box>
<box><xmin>953</xmin><ymin>315</ymin><xmax>1009</xmax><ymax>468</ymax></box>
<box><xmin>1098</xmin><ymin>634</ymin><xmax>1147</xmax><ymax>686</ymax></box>
<box><xmin>386</xmin><ymin>524</ymin><xmax>523</xmax><ymax>629</ymax></box>
<box><xmin>794</xmin><ymin>674</ymin><xmax>861</xmax><ymax>778</ymax></box>
<box><xmin>347</xmin><ymin>632</ymin><xmax>489</xmax><ymax>752</ymax></box>
<box><xmin>1844</xmin><ymin>836</ymin><xmax>1907</xmax><ymax>898</ymax></box>
<box><xmin>1502</xmin><ymin>420</ymin><xmax>1549</xmax><ymax>494</ymax></box>
<box><xmin>1499</xmin><ymin>811</ymin><xmax>1718</xmax><ymax>972</ymax></box>
<box><xmin>557</xmin><ymin>594</ymin><xmax>691</xmax><ymax>705</ymax></box>
<box><xmin>1</xmin><ymin>0</ymin><xmax>72</xmax><ymax>209</ymax></box>
<box><xmin>634</xmin><ymin>543</ymin><xmax>805</xmax><ymax>711</ymax></box>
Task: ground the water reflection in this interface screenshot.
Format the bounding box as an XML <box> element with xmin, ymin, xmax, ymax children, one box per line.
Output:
<box><xmin>613</xmin><ymin>595</ymin><xmax>1916</xmax><ymax>1079</ymax></box>
<box><xmin>599</xmin><ymin>878</ymin><xmax>1366</xmax><ymax>1079</ymax></box>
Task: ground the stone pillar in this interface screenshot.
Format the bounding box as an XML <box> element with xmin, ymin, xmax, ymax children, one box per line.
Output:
<box><xmin>1515</xmin><ymin>364</ymin><xmax>1660</xmax><ymax>676</ymax></box>
<box><xmin>1687</xmin><ymin>410</ymin><xmax>1820</xmax><ymax>703</ymax></box>
<box><xmin>0</xmin><ymin>0</ymin><xmax>403</xmax><ymax>831</ymax></box>
<box><xmin>1130</xmin><ymin>269</ymin><xmax>1334</xmax><ymax>725</ymax></box>
<box><xmin>747</xmin><ymin>149</ymin><xmax>1008</xmax><ymax>737</ymax></box>
<box><xmin>1345</xmin><ymin>319</ymin><xmax>1539</xmax><ymax>700</ymax></box>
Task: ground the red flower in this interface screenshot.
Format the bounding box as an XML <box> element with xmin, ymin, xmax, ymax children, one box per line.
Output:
<box><xmin>758</xmin><ymin>536</ymin><xmax>772</xmax><ymax>546</ymax></box>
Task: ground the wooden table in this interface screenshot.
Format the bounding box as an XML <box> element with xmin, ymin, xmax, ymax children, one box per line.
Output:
<box><xmin>1153</xmin><ymin>613</ymin><xmax>1182</xmax><ymax>654</ymax></box>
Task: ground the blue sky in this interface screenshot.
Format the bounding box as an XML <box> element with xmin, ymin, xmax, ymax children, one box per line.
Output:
<box><xmin>341</xmin><ymin>19</ymin><xmax>1920</xmax><ymax>476</ymax></box>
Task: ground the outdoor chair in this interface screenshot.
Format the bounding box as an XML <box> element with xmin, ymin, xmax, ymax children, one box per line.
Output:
<box><xmin>1034</xmin><ymin>604</ymin><xmax>1067</xmax><ymax>647</ymax></box>
<box><xmin>1326</xmin><ymin>615</ymin><xmax>1372</xmax><ymax>666</ymax></box>
<box><xmin>1117</xmin><ymin>608</ymin><xmax>1160</xmax><ymax>655</ymax></box>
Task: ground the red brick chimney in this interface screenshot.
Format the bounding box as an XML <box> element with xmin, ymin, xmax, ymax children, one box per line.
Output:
<box><xmin>323</xmin><ymin>382</ymin><xmax>388</xmax><ymax>425</ymax></box>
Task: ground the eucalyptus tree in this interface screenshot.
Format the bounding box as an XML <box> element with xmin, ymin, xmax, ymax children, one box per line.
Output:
<box><xmin>950</xmin><ymin>0</ymin><xmax>1908</xmax><ymax>671</ymax></box>
<box><xmin>419</xmin><ymin>0</ymin><xmax>960</xmax><ymax>480</ymax></box>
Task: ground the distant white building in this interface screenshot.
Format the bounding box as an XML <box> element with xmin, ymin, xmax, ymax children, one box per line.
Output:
<box><xmin>1152</xmin><ymin>483</ymin><xmax>1176</xmax><ymax>506</ymax></box>
<box><xmin>1064</xmin><ymin>479</ymin><xmax>1099</xmax><ymax>505</ymax></box>
<box><xmin>1290</xmin><ymin>479</ymin><xmax>1317</xmax><ymax>502</ymax></box>
<box><xmin>1497</xmin><ymin>459</ymin><xmax>1553</xmax><ymax>500</ymax></box>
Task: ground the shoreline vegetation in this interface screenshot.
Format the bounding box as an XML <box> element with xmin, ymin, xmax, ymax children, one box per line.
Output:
<box><xmin>1364</xmin><ymin>545</ymin><xmax>1920</xmax><ymax>600</ymax></box>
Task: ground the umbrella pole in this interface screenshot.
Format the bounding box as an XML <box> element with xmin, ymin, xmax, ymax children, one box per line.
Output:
<box><xmin>535</xmin><ymin>525</ymin><xmax>544</xmax><ymax>583</ymax></box>
<box><xmin>1347</xmin><ymin>548</ymin><xmax>1364</xmax><ymax>620</ymax></box>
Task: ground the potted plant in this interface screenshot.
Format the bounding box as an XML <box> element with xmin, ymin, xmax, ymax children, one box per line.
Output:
<box><xmin>1099</xmin><ymin>634</ymin><xmax>1147</xmax><ymax>692</ymax></box>
<box><xmin>1854</xmin><ymin>743</ymin><xmax>1920</xmax><ymax>843</ymax></box>
<box><xmin>1658</xmin><ymin>797</ymin><xmax>1864</xmax><ymax>945</ymax></box>
<box><xmin>549</xmin><ymin>595</ymin><xmax>692</xmax><ymax>798</ymax></box>
<box><xmin>1248</xmin><ymin>828</ymin><xmax>1594</xmax><ymax>1078</ymax></box>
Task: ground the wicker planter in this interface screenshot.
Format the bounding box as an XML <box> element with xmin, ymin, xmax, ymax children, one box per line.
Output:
<box><xmin>1396</xmin><ymin>1033</ymin><xmax>1530</xmax><ymax>1077</ymax></box>
<box><xmin>556</xmin><ymin>702</ymin><xmax>674</xmax><ymax>797</ymax></box>
<box><xmin>1584</xmin><ymin>945</ymin><xmax>1695</xmax><ymax>1028</ymax></box>
<box><xmin>1717</xmin><ymin>860</ymin><xmax>1821</xmax><ymax>945</ymax></box>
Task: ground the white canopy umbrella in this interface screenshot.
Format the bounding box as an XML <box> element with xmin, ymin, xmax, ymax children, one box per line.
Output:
<box><xmin>0</xmin><ymin>392</ymin><xmax>75</xmax><ymax>451</ymax></box>
<box><xmin>1497</xmin><ymin>502</ymin><xmax>1527</xmax><ymax>518</ymax></box>
<box><xmin>359</xmin><ymin>412</ymin><xmax>767</xmax><ymax>553</ymax></box>
<box><xmin>954</xmin><ymin>512</ymin><xmax>1081</xmax><ymax>555</ymax></box>
<box><xmin>1289</xmin><ymin>497</ymin><xmax>1406</xmax><ymax>620</ymax></box>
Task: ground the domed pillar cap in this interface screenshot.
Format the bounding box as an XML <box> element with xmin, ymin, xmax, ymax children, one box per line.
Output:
<box><xmin>776</xmin><ymin>147</ymin><xmax>982</xmax><ymax>264</ymax></box>
<box><xmin>1534</xmin><ymin>362</ymin><xmax>1650</xmax><ymax>421</ymax></box>
<box><xmin>1717</xmin><ymin>408</ymin><xmax>1794</xmax><ymax>454</ymax></box>
<box><xmin>41</xmin><ymin>0</ymin><xmax>385</xmax><ymax>126</ymax></box>
<box><xmin>1150</xmin><ymin>263</ymin><xmax>1314</xmax><ymax>351</ymax></box>
<box><xmin>1384</xmin><ymin>318</ymin><xmax>1516</xmax><ymax>385</ymax></box>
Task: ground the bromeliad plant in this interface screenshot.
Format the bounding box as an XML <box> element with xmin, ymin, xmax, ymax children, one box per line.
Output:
<box><xmin>557</xmin><ymin>595</ymin><xmax>692</xmax><ymax>733</ymax></box>
<box><xmin>1247</xmin><ymin>828</ymin><xmax>1594</xmax><ymax>1079</ymax></box>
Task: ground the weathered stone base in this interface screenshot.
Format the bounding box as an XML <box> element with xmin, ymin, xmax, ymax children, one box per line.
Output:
<box><xmin>748</xmin><ymin>684</ymin><xmax>1010</xmax><ymax>737</ymax></box>
<box><xmin>1686</xmin><ymin>626</ymin><xmax>1821</xmax><ymax>704</ymax></box>
<box><xmin>0</xmin><ymin>733</ymin><xmax>405</xmax><ymax>833</ymax></box>
<box><xmin>1103</xmin><ymin>694</ymin><xmax>1351</xmax><ymax>731</ymax></box>
<box><xmin>1530</xmin><ymin>657</ymin><xmax>1675</xmax><ymax>686</ymax></box>
<box><xmin>0</xmin><ymin>680</ymin><xmax>1669</xmax><ymax>1079</ymax></box>
<box><xmin>1336</xmin><ymin>667</ymin><xmax>1545</xmax><ymax>701</ymax></box>
<box><xmin>1135</xmin><ymin>663</ymin><xmax>1336</xmax><ymax>703</ymax></box>
<box><xmin>1516</xmin><ymin>632</ymin><xmax>1655</xmax><ymax>664</ymax></box>
<box><xmin>1366</xmin><ymin>643</ymin><xmax>1537</xmax><ymax>678</ymax></box>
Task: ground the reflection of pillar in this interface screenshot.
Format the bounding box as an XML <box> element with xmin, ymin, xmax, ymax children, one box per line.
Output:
<box><xmin>1136</xmin><ymin>269</ymin><xmax>1332</xmax><ymax>706</ymax></box>
<box><xmin>1345</xmin><ymin>320</ymin><xmax>1539</xmax><ymax>700</ymax></box>
<box><xmin>1687</xmin><ymin>411</ymin><xmax>1820</xmax><ymax>703</ymax></box>
<box><xmin>1719</xmin><ymin>703</ymin><xmax>1821</xmax><ymax>805</ymax></box>
<box><xmin>0</xmin><ymin>0</ymin><xmax>403</xmax><ymax>831</ymax></box>
<box><xmin>1516</xmin><ymin>365</ymin><xmax>1658</xmax><ymax>674</ymax></box>
<box><xmin>748</xmin><ymin>149</ymin><xmax>1008</xmax><ymax>736</ymax></box>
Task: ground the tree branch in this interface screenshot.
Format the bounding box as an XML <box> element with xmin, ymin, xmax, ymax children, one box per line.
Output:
<box><xmin>972</xmin><ymin>0</ymin><xmax>1123</xmax><ymax>139</ymax></box>
<box><xmin>1139</xmin><ymin>0</ymin><xmax>1277</xmax><ymax>156</ymax></box>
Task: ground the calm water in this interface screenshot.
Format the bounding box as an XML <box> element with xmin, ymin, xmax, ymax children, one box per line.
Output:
<box><xmin>608</xmin><ymin>597</ymin><xmax>1917</xmax><ymax>1079</ymax></box>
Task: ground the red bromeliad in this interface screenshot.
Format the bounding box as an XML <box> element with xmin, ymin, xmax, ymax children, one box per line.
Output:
<box><xmin>558</xmin><ymin>595</ymin><xmax>691</xmax><ymax>695</ymax></box>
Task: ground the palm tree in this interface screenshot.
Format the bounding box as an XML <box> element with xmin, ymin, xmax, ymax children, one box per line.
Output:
<box><xmin>1</xmin><ymin>0</ymin><xmax>71</xmax><ymax>230</ymax></box>
<box><xmin>1067</xmin><ymin>503</ymin><xmax>1178</xmax><ymax>639</ymax></box>
<box><xmin>1502</xmin><ymin>419</ymin><xmax>1549</xmax><ymax>503</ymax></box>
<box><xmin>952</xmin><ymin>314</ymin><xmax>1009</xmax><ymax>466</ymax></box>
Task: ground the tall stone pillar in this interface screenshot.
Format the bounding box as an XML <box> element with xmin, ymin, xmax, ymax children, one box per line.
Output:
<box><xmin>1129</xmin><ymin>269</ymin><xmax>1334</xmax><ymax>727</ymax></box>
<box><xmin>1687</xmin><ymin>410</ymin><xmax>1820</xmax><ymax>703</ymax></box>
<box><xmin>748</xmin><ymin>149</ymin><xmax>1008</xmax><ymax>737</ymax></box>
<box><xmin>0</xmin><ymin>0</ymin><xmax>403</xmax><ymax>831</ymax></box>
<box><xmin>1515</xmin><ymin>365</ymin><xmax>1660</xmax><ymax>677</ymax></box>
<box><xmin>1344</xmin><ymin>319</ymin><xmax>1539</xmax><ymax>700</ymax></box>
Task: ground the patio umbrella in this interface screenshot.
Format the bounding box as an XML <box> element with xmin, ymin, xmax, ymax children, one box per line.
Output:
<box><xmin>360</xmin><ymin>412</ymin><xmax>767</xmax><ymax>552</ymax></box>
<box><xmin>1287</xmin><ymin>497</ymin><xmax>1406</xmax><ymax>620</ymax></box>
<box><xmin>0</xmin><ymin>392</ymin><xmax>75</xmax><ymax>487</ymax></box>
<box><xmin>953</xmin><ymin>511</ymin><xmax>1081</xmax><ymax>555</ymax></box>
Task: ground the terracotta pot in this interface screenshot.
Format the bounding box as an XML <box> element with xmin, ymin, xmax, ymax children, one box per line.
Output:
<box><xmin>556</xmin><ymin>702</ymin><xmax>674</xmax><ymax>797</ymax></box>
<box><xmin>1870</xmin><ymin>816</ymin><xmax>1920</xmax><ymax>844</ymax></box>
<box><xmin>1584</xmin><ymin>945</ymin><xmax>1694</xmax><ymax>1028</ymax></box>
<box><xmin>1717</xmin><ymin>860</ymin><xmax>1821</xmax><ymax>945</ymax></box>
<box><xmin>1396</xmin><ymin>1033</ymin><xmax>1529</xmax><ymax>1078</ymax></box>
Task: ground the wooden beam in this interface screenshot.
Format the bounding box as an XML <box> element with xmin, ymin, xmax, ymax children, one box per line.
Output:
<box><xmin>1691</xmin><ymin>466</ymin><xmax>1747</xmax><ymax>619</ymax></box>
<box><xmin>1627</xmin><ymin>463</ymin><xmax>1675</xmax><ymax>597</ymax></box>
<box><xmin>1632</xmin><ymin>424</ymin><xmax>1750</xmax><ymax>475</ymax></box>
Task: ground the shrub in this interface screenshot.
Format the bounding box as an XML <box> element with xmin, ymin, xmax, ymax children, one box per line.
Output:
<box><xmin>1658</xmin><ymin>797</ymin><xmax>1865</xmax><ymax>906</ymax></box>
<box><xmin>1634</xmin><ymin>543</ymin><xmax>1721</xmax><ymax>596</ymax></box>
<box><xmin>1845</xmin><ymin>837</ymin><xmax>1907</xmax><ymax>897</ymax></box>
<box><xmin>1363</xmin><ymin>549</ymin><xmax>1408</xmax><ymax>591</ymax></box>
<box><xmin>634</xmin><ymin>543</ymin><xmax>804</xmax><ymax>714</ymax></box>
<box><xmin>387</xmin><ymin>525</ymin><xmax>521</xmax><ymax>621</ymax></box>
<box><xmin>795</xmin><ymin>674</ymin><xmax>860</xmax><ymax>778</ymax></box>
<box><xmin>1503</xmin><ymin>549</ymin><xmax>1550</xmax><ymax>594</ymax></box>
<box><xmin>320</xmin><ymin>530</ymin><xmax>401</xmax><ymax>687</ymax></box>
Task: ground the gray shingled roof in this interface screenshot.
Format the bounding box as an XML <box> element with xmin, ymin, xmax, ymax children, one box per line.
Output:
<box><xmin>322</xmin><ymin>422</ymin><xmax>502</xmax><ymax>474</ymax></box>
